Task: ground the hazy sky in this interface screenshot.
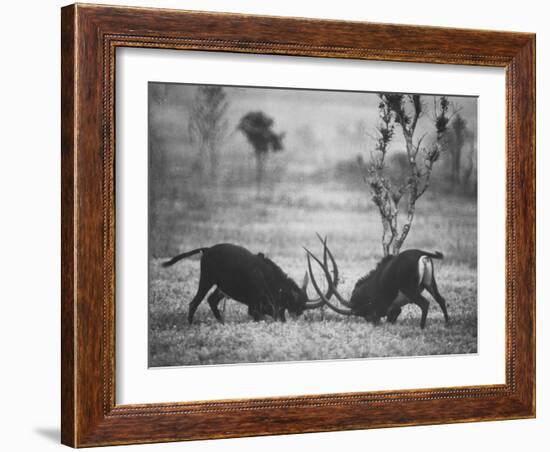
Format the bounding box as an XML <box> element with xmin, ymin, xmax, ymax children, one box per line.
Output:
<box><xmin>150</xmin><ymin>82</ymin><xmax>477</xmax><ymax>164</ymax></box>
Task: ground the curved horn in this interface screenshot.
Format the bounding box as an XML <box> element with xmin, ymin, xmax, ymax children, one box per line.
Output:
<box><xmin>305</xmin><ymin>249</ymin><xmax>353</xmax><ymax>316</ymax></box>
<box><xmin>303</xmin><ymin>267</ymin><xmax>324</xmax><ymax>309</ymax></box>
<box><xmin>321</xmin><ymin>241</ymin><xmax>353</xmax><ymax>309</ymax></box>
<box><xmin>301</xmin><ymin>271</ymin><xmax>326</xmax><ymax>309</ymax></box>
<box><xmin>301</xmin><ymin>271</ymin><xmax>309</xmax><ymax>293</ymax></box>
<box><xmin>307</xmin><ymin>235</ymin><xmax>351</xmax><ymax>309</ymax></box>
<box><xmin>303</xmin><ymin>234</ymin><xmax>337</xmax><ymax>309</ymax></box>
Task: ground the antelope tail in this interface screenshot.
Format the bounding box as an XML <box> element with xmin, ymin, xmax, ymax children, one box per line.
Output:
<box><xmin>162</xmin><ymin>248</ymin><xmax>207</xmax><ymax>267</ymax></box>
<box><xmin>417</xmin><ymin>251</ymin><xmax>442</xmax><ymax>288</ymax></box>
<box><xmin>423</xmin><ymin>251</ymin><xmax>443</xmax><ymax>259</ymax></box>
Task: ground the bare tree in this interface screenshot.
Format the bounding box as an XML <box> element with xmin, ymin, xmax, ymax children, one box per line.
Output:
<box><xmin>188</xmin><ymin>86</ymin><xmax>229</xmax><ymax>177</ymax></box>
<box><xmin>237</xmin><ymin>111</ymin><xmax>285</xmax><ymax>188</ymax></box>
<box><xmin>461</xmin><ymin>129</ymin><xmax>476</xmax><ymax>194</ymax></box>
<box><xmin>360</xmin><ymin>94</ymin><xmax>451</xmax><ymax>256</ymax></box>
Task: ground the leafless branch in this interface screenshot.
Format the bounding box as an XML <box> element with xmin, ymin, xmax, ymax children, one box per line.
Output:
<box><xmin>361</xmin><ymin>94</ymin><xmax>450</xmax><ymax>255</ymax></box>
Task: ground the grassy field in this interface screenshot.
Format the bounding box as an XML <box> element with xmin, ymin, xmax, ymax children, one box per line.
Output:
<box><xmin>149</xmin><ymin>176</ymin><xmax>477</xmax><ymax>367</ymax></box>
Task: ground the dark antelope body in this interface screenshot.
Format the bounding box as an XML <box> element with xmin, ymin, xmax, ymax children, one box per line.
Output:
<box><xmin>306</xmin><ymin>243</ymin><xmax>449</xmax><ymax>329</ymax></box>
<box><xmin>162</xmin><ymin>243</ymin><xmax>331</xmax><ymax>323</ymax></box>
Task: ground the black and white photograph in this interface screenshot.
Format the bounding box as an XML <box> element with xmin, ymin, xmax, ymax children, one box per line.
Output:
<box><xmin>148</xmin><ymin>82</ymin><xmax>478</xmax><ymax>367</ymax></box>
<box><xmin>0</xmin><ymin>0</ymin><xmax>543</xmax><ymax>449</ymax></box>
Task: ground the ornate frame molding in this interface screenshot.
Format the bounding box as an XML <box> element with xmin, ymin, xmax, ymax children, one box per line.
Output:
<box><xmin>61</xmin><ymin>4</ymin><xmax>535</xmax><ymax>447</ymax></box>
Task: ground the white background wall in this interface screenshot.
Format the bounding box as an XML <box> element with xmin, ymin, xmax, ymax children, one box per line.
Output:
<box><xmin>0</xmin><ymin>1</ymin><xmax>545</xmax><ymax>450</ymax></box>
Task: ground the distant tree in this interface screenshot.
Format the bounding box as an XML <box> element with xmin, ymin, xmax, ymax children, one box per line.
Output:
<box><xmin>149</xmin><ymin>84</ymin><xmax>170</xmax><ymax>232</ymax></box>
<box><xmin>295</xmin><ymin>124</ymin><xmax>320</xmax><ymax>150</ymax></box>
<box><xmin>237</xmin><ymin>111</ymin><xmax>285</xmax><ymax>187</ymax></box>
<box><xmin>336</xmin><ymin>120</ymin><xmax>369</xmax><ymax>145</ymax></box>
<box><xmin>336</xmin><ymin>120</ymin><xmax>369</xmax><ymax>156</ymax></box>
<box><xmin>188</xmin><ymin>86</ymin><xmax>229</xmax><ymax>177</ymax></box>
<box><xmin>446</xmin><ymin>113</ymin><xmax>468</xmax><ymax>189</ymax></box>
<box><xmin>461</xmin><ymin>129</ymin><xmax>476</xmax><ymax>194</ymax></box>
<box><xmin>360</xmin><ymin>94</ymin><xmax>452</xmax><ymax>256</ymax></box>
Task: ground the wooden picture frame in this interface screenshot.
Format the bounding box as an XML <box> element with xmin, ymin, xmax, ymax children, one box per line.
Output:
<box><xmin>61</xmin><ymin>3</ymin><xmax>535</xmax><ymax>447</ymax></box>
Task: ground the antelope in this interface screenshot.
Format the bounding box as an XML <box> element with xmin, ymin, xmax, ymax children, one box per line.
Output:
<box><xmin>162</xmin><ymin>242</ymin><xmax>337</xmax><ymax>323</ymax></box>
<box><xmin>305</xmin><ymin>240</ymin><xmax>449</xmax><ymax>329</ymax></box>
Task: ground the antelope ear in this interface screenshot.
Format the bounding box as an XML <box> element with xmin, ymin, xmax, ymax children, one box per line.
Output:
<box><xmin>301</xmin><ymin>271</ymin><xmax>309</xmax><ymax>292</ymax></box>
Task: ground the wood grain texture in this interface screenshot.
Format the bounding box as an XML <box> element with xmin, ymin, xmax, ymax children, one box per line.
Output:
<box><xmin>60</xmin><ymin>5</ymin><xmax>76</xmax><ymax>446</ymax></box>
<box><xmin>60</xmin><ymin>3</ymin><xmax>536</xmax><ymax>447</ymax></box>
